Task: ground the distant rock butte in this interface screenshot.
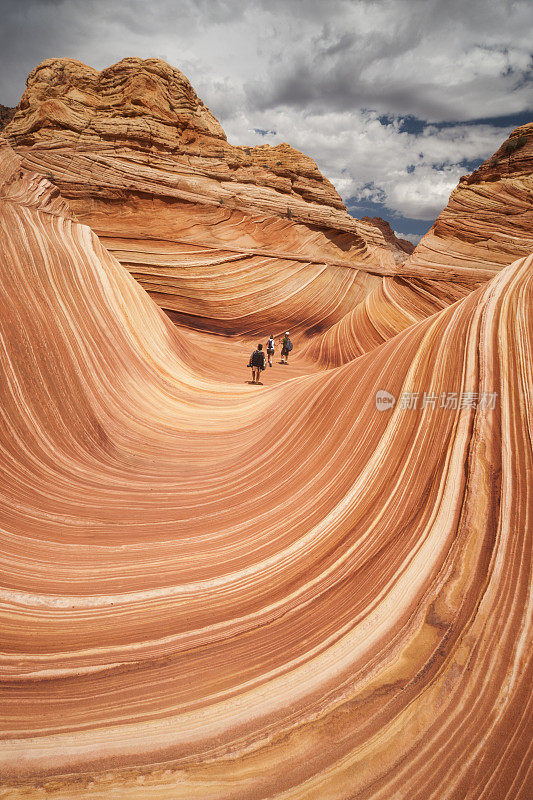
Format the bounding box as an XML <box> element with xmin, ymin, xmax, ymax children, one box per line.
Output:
<box><xmin>362</xmin><ymin>216</ymin><xmax>415</xmax><ymax>262</ymax></box>
<box><xmin>4</xmin><ymin>57</ymin><xmax>415</xmax><ymax>336</ymax></box>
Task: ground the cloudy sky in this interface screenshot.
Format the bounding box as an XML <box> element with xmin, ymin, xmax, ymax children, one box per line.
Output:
<box><xmin>1</xmin><ymin>0</ymin><xmax>532</xmax><ymax>241</ymax></box>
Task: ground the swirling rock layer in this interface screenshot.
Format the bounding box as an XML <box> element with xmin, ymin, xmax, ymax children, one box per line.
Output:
<box><xmin>0</xmin><ymin>132</ymin><xmax>531</xmax><ymax>800</ymax></box>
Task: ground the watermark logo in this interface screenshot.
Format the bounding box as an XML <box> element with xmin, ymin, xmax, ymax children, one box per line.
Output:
<box><xmin>375</xmin><ymin>390</ymin><xmax>396</xmax><ymax>411</ymax></box>
<box><xmin>375</xmin><ymin>389</ymin><xmax>498</xmax><ymax>411</ymax></box>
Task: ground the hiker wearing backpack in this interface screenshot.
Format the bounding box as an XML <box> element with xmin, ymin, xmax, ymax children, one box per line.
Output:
<box><xmin>281</xmin><ymin>331</ymin><xmax>293</xmax><ymax>364</ymax></box>
<box><xmin>266</xmin><ymin>335</ymin><xmax>275</xmax><ymax>367</ymax></box>
<box><xmin>248</xmin><ymin>343</ymin><xmax>266</xmax><ymax>384</ymax></box>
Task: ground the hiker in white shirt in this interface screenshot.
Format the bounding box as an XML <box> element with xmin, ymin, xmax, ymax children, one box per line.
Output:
<box><xmin>266</xmin><ymin>335</ymin><xmax>275</xmax><ymax>367</ymax></box>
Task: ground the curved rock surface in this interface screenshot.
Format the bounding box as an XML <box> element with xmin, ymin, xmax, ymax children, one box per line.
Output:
<box><xmin>4</xmin><ymin>61</ymin><xmax>531</xmax><ymax>350</ymax></box>
<box><xmin>303</xmin><ymin>274</ymin><xmax>471</xmax><ymax>367</ymax></box>
<box><xmin>0</xmin><ymin>137</ymin><xmax>531</xmax><ymax>799</ymax></box>
<box><xmin>2</xmin><ymin>57</ymin><xmax>414</xmax><ymax>337</ymax></box>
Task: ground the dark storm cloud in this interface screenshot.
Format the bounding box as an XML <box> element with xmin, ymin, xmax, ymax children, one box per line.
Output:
<box><xmin>1</xmin><ymin>0</ymin><xmax>531</xmax><ymax>225</ymax></box>
<box><xmin>244</xmin><ymin>0</ymin><xmax>532</xmax><ymax>122</ymax></box>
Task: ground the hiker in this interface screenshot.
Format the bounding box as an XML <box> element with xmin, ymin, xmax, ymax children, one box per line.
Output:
<box><xmin>248</xmin><ymin>343</ymin><xmax>266</xmax><ymax>384</ymax></box>
<box><xmin>266</xmin><ymin>335</ymin><xmax>275</xmax><ymax>367</ymax></box>
<box><xmin>281</xmin><ymin>331</ymin><xmax>293</xmax><ymax>364</ymax></box>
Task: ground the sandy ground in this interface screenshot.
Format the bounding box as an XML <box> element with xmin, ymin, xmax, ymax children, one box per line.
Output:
<box><xmin>177</xmin><ymin>328</ymin><xmax>323</xmax><ymax>386</ymax></box>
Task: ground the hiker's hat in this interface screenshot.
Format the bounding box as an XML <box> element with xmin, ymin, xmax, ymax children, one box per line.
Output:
<box><xmin>285</xmin><ymin>331</ymin><xmax>290</xmax><ymax>335</ymax></box>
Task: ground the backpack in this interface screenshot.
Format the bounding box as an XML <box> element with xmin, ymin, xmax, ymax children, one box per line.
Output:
<box><xmin>251</xmin><ymin>350</ymin><xmax>265</xmax><ymax>368</ymax></box>
<box><xmin>286</xmin><ymin>338</ymin><xmax>293</xmax><ymax>352</ymax></box>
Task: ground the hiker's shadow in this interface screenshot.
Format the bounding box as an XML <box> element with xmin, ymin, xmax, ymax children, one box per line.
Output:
<box><xmin>245</xmin><ymin>380</ymin><xmax>263</xmax><ymax>385</ymax></box>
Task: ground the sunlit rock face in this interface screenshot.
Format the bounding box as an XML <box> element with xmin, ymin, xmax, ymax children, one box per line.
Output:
<box><xmin>2</xmin><ymin>57</ymin><xmax>417</xmax><ymax>337</ymax></box>
<box><xmin>408</xmin><ymin>123</ymin><xmax>533</xmax><ymax>276</ymax></box>
<box><xmin>306</xmin><ymin>124</ymin><xmax>533</xmax><ymax>366</ymax></box>
<box><xmin>0</xmin><ymin>136</ymin><xmax>531</xmax><ymax>799</ymax></box>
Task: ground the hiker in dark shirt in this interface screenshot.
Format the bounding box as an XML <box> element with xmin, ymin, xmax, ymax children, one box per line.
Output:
<box><xmin>248</xmin><ymin>343</ymin><xmax>266</xmax><ymax>384</ymax></box>
<box><xmin>281</xmin><ymin>331</ymin><xmax>293</xmax><ymax>364</ymax></box>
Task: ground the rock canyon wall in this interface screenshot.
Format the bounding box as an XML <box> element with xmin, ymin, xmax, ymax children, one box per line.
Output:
<box><xmin>3</xmin><ymin>57</ymin><xmax>413</xmax><ymax>337</ymax></box>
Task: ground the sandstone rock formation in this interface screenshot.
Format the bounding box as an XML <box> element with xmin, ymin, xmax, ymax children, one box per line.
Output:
<box><xmin>0</xmin><ymin>128</ymin><xmax>531</xmax><ymax>799</ymax></box>
<box><xmin>2</xmin><ymin>57</ymin><xmax>414</xmax><ymax>337</ymax></box>
<box><xmin>4</xmin><ymin>60</ymin><xmax>530</xmax><ymax>350</ymax></box>
<box><xmin>1</xmin><ymin>53</ymin><xmax>532</xmax><ymax>799</ymax></box>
